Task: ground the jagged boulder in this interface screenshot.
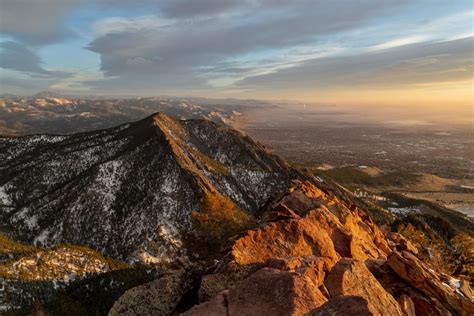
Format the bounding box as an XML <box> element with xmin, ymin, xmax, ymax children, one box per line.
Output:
<box><xmin>387</xmin><ymin>250</ymin><xmax>474</xmax><ymax>315</ymax></box>
<box><xmin>231</xmin><ymin>181</ymin><xmax>390</xmax><ymax>268</ymax></box>
<box><xmin>231</xmin><ymin>210</ymin><xmax>341</xmax><ymax>267</ymax></box>
<box><xmin>227</xmin><ymin>267</ymin><xmax>327</xmax><ymax>316</ymax></box>
<box><xmin>386</xmin><ymin>232</ymin><xmax>419</xmax><ymax>254</ymax></box>
<box><xmin>324</xmin><ymin>258</ymin><xmax>403</xmax><ymax>316</ymax></box>
<box><xmin>197</xmin><ymin>261</ymin><xmax>261</xmax><ymax>302</ymax></box>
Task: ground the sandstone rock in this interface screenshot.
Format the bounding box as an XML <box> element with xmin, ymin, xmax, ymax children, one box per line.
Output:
<box><xmin>459</xmin><ymin>279</ymin><xmax>474</xmax><ymax>299</ymax></box>
<box><xmin>226</xmin><ymin>267</ymin><xmax>327</xmax><ymax>316</ymax></box>
<box><xmin>232</xmin><ymin>192</ymin><xmax>389</xmax><ymax>269</ymax></box>
<box><xmin>387</xmin><ymin>251</ymin><xmax>474</xmax><ymax>315</ymax></box>
<box><xmin>234</xmin><ymin>181</ymin><xmax>390</xmax><ymax>266</ymax></box>
<box><xmin>198</xmin><ymin>273</ymin><xmax>233</xmax><ymax>303</ymax></box>
<box><xmin>324</xmin><ymin>258</ymin><xmax>403</xmax><ymax>316</ymax></box>
<box><xmin>231</xmin><ymin>210</ymin><xmax>341</xmax><ymax>268</ymax></box>
<box><xmin>189</xmin><ymin>181</ymin><xmax>472</xmax><ymax>316</ymax></box>
<box><xmin>318</xmin><ymin>284</ymin><xmax>330</xmax><ymax>299</ymax></box>
<box><xmin>294</xmin><ymin>257</ymin><xmax>330</xmax><ymax>286</ymax></box>
<box><xmin>411</xmin><ymin>296</ymin><xmax>444</xmax><ymax>316</ymax></box>
<box><xmin>109</xmin><ymin>269</ymin><xmax>190</xmax><ymax>316</ymax></box>
<box><xmin>195</xmin><ymin>181</ymin><xmax>399</xmax><ymax>315</ymax></box>
<box><xmin>265</xmin><ymin>256</ymin><xmax>305</xmax><ymax>270</ymax></box>
<box><xmin>262</xmin><ymin>182</ymin><xmax>326</xmax><ymax>219</ymax></box>
<box><xmin>387</xmin><ymin>232</ymin><xmax>419</xmax><ymax>254</ymax></box>
<box><xmin>264</xmin><ymin>203</ymin><xmax>302</xmax><ymax>222</ymax></box>
<box><xmin>307</xmin><ymin>295</ymin><xmax>378</xmax><ymax>316</ymax></box>
<box><xmin>193</xmin><ymin>182</ymin><xmax>396</xmax><ymax>315</ymax></box>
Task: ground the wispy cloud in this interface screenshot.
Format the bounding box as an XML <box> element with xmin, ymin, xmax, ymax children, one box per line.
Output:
<box><xmin>237</xmin><ymin>37</ymin><xmax>473</xmax><ymax>90</ymax></box>
<box><xmin>370</xmin><ymin>36</ymin><xmax>430</xmax><ymax>51</ymax></box>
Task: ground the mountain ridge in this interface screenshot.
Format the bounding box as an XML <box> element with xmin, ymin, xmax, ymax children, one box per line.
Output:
<box><xmin>1</xmin><ymin>113</ymin><xmax>473</xmax><ymax>314</ymax></box>
<box><xmin>0</xmin><ymin>112</ymin><xmax>299</xmax><ymax>261</ymax></box>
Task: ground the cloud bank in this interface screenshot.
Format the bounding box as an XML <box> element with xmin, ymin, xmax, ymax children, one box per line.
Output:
<box><xmin>0</xmin><ymin>0</ymin><xmax>472</xmax><ymax>103</ymax></box>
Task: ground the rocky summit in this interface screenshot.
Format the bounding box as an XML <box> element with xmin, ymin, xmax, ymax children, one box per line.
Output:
<box><xmin>0</xmin><ymin>114</ymin><xmax>472</xmax><ymax>315</ymax></box>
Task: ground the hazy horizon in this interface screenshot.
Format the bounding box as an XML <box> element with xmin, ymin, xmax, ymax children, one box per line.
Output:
<box><xmin>3</xmin><ymin>89</ymin><xmax>472</xmax><ymax>126</ymax></box>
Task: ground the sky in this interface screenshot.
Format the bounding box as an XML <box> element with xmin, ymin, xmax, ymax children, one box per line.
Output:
<box><xmin>0</xmin><ymin>0</ymin><xmax>473</xmax><ymax>108</ymax></box>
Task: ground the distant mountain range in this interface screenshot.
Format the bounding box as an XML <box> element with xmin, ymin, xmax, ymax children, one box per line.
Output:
<box><xmin>0</xmin><ymin>94</ymin><xmax>266</xmax><ymax>136</ymax></box>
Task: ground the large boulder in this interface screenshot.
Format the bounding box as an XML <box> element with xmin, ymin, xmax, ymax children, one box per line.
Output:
<box><xmin>197</xmin><ymin>261</ymin><xmax>260</xmax><ymax>302</ymax></box>
<box><xmin>227</xmin><ymin>267</ymin><xmax>327</xmax><ymax>316</ymax></box>
<box><xmin>324</xmin><ymin>258</ymin><xmax>403</xmax><ymax>316</ymax></box>
<box><xmin>109</xmin><ymin>269</ymin><xmax>191</xmax><ymax>316</ymax></box>
<box><xmin>231</xmin><ymin>210</ymin><xmax>341</xmax><ymax>267</ymax></box>
<box><xmin>186</xmin><ymin>267</ymin><xmax>327</xmax><ymax>316</ymax></box>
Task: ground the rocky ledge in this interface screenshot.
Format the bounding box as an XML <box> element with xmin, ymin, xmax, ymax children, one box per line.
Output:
<box><xmin>110</xmin><ymin>180</ymin><xmax>473</xmax><ymax>315</ymax></box>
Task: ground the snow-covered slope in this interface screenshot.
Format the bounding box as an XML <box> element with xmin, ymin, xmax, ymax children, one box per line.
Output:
<box><xmin>0</xmin><ymin>113</ymin><xmax>297</xmax><ymax>260</ymax></box>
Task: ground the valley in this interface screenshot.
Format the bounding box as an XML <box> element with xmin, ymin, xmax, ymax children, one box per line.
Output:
<box><xmin>233</xmin><ymin>104</ymin><xmax>474</xmax><ymax>220</ymax></box>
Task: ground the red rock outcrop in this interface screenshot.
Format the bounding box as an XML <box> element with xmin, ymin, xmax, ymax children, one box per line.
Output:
<box><xmin>232</xmin><ymin>180</ymin><xmax>390</xmax><ymax>266</ymax></box>
<box><xmin>227</xmin><ymin>267</ymin><xmax>327</xmax><ymax>316</ymax></box>
<box><xmin>387</xmin><ymin>250</ymin><xmax>474</xmax><ymax>315</ymax></box>
<box><xmin>182</xmin><ymin>180</ymin><xmax>473</xmax><ymax>315</ymax></box>
<box><xmin>186</xmin><ymin>266</ymin><xmax>329</xmax><ymax>316</ymax></box>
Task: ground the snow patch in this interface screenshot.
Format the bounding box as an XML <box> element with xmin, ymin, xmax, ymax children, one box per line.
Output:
<box><xmin>136</xmin><ymin>251</ymin><xmax>162</xmax><ymax>265</ymax></box>
<box><xmin>388</xmin><ymin>206</ymin><xmax>420</xmax><ymax>215</ymax></box>
<box><xmin>25</xmin><ymin>215</ymin><xmax>38</xmax><ymax>229</ymax></box>
<box><xmin>34</xmin><ymin>229</ymin><xmax>50</xmax><ymax>246</ymax></box>
<box><xmin>0</xmin><ymin>184</ymin><xmax>11</xmax><ymax>206</ymax></box>
<box><xmin>448</xmin><ymin>277</ymin><xmax>461</xmax><ymax>289</ymax></box>
<box><xmin>158</xmin><ymin>225</ymin><xmax>182</xmax><ymax>248</ymax></box>
<box><xmin>94</xmin><ymin>159</ymin><xmax>124</xmax><ymax>210</ymax></box>
<box><xmin>160</xmin><ymin>173</ymin><xmax>179</xmax><ymax>194</ymax></box>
